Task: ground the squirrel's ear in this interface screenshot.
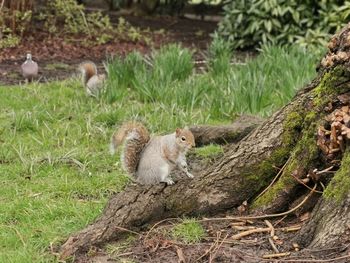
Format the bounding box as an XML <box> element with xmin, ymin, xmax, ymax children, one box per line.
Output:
<box><xmin>175</xmin><ymin>128</ymin><xmax>181</xmax><ymax>136</ymax></box>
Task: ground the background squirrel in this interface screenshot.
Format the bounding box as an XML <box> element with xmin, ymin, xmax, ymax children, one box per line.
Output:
<box><xmin>110</xmin><ymin>122</ymin><xmax>195</xmax><ymax>185</ymax></box>
<box><xmin>78</xmin><ymin>61</ymin><xmax>105</xmax><ymax>97</ymax></box>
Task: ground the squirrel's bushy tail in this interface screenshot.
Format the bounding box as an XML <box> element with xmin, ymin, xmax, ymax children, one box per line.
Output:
<box><xmin>79</xmin><ymin>61</ymin><xmax>97</xmax><ymax>86</ymax></box>
<box><xmin>110</xmin><ymin>122</ymin><xmax>150</xmax><ymax>175</ymax></box>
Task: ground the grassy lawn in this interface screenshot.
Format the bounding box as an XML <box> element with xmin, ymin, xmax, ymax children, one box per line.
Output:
<box><xmin>0</xmin><ymin>44</ymin><xmax>319</xmax><ymax>262</ymax></box>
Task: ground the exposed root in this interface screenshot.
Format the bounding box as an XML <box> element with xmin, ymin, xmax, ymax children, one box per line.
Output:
<box><xmin>200</xmin><ymin>184</ymin><xmax>318</xmax><ymax>222</ymax></box>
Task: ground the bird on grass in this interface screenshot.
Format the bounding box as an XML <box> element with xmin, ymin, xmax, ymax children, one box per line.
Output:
<box><xmin>21</xmin><ymin>53</ymin><xmax>38</xmax><ymax>82</ymax></box>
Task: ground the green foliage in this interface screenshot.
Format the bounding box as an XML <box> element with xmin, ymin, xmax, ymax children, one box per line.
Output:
<box><xmin>115</xmin><ymin>17</ymin><xmax>151</xmax><ymax>44</ymax></box>
<box><xmin>38</xmin><ymin>0</ymin><xmax>113</xmax><ymax>44</ymax></box>
<box><xmin>208</xmin><ymin>32</ymin><xmax>233</xmax><ymax>75</ymax></box>
<box><xmin>172</xmin><ymin>218</ymin><xmax>205</xmax><ymax>244</ymax></box>
<box><xmin>105</xmin><ymin>44</ymin><xmax>318</xmax><ymax>117</ymax></box>
<box><xmin>218</xmin><ymin>0</ymin><xmax>350</xmax><ymax>49</ymax></box>
<box><xmin>0</xmin><ymin>8</ymin><xmax>32</xmax><ymax>48</ymax></box>
<box><xmin>0</xmin><ymin>0</ymin><xmax>148</xmax><ymax>48</ymax></box>
<box><xmin>0</xmin><ymin>32</ymin><xmax>21</xmax><ymax>48</ymax></box>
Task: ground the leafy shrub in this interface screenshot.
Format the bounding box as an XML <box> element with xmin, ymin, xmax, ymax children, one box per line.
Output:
<box><xmin>0</xmin><ymin>1</ymin><xmax>33</xmax><ymax>48</ymax></box>
<box><xmin>0</xmin><ymin>0</ymin><xmax>149</xmax><ymax>48</ymax></box>
<box><xmin>218</xmin><ymin>0</ymin><xmax>350</xmax><ymax>49</ymax></box>
<box><xmin>38</xmin><ymin>0</ymin><xmax>114</xmax><ymax>44</ymax></box>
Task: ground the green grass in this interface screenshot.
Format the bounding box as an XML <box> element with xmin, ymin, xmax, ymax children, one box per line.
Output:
<box><xmin>104</xmin><ymin>44</ymin><xmax>319</xmax><ymax>117</ymax></box>
<box><xmin>171</xmin><ymin>218</ymin><xmax>206</xmax><ymax>244</ymax></box>
<box><xmin>0</xmin><ymin>81</ymin><xmax>131</xmax><ymax>262</ymax></box>
<box><xmin>0</xmin><ymin>79</ymin><xmax>229</xmax><ymax>262</ymax></box>
<box><xmin>0</xmin><ymin>44</ymin><xmax>320</xmax><ymax>262</ymax></box>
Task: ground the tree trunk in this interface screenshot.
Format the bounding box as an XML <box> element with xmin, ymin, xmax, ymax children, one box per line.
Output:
<box><xmin>60</xmin><ymin>25</ymin><xmax>350</xmax><ymax>260</ymax></box>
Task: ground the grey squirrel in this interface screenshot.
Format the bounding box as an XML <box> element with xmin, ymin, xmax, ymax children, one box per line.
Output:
<box><xmin>110</xmin><ymin>122</ymin><xmax>196</xmax><ymax>185</ymax></box>
<box><xmin>78</xmin><ymin>61</ymin><xmax>105</xmax><ymax>97</ymax></box>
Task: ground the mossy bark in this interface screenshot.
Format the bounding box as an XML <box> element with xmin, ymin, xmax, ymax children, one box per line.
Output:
<box><xmin>60</xmin><ymin>25</ymin><xmax>350</xmax><ymax>260</ymax></box>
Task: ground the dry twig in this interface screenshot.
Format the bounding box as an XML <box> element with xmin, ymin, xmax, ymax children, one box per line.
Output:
<box><xmin>268</xmin><ymin>237</ymin><xmax>279</xmax><ymax>253</ymax></box>
<box><xmin>264</xmin><ymin>220</ymin><xmax>275</xmax><ymax>237</ymax></box>
<box><xmin>278</xmin><ymin>254</ymin><xmax>350</xmax><ymax>262</ymax></box>
<box><xmin>231</xmin><ymin>227</ymin><xmax>271</xmax><ymax>240</ymax></box>
<box><xmin>196</xmin><ymin>232</ymin><xmax>221</xmax><ymax>261</ymax></box>
<box><xmin>209</xmin><ymin>233</ymin><xmax>229</xmax><ymax>263</ymax></box>
<box><xmin>262</xmin><ymin>252</ymin><xmax>291</xmax><ymax>259</ymax></box>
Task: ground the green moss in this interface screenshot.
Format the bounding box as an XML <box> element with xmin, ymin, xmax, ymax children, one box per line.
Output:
<box><xmin>249</xmin><ymin>147</ymin><xmax>293</xmax><ymax>207</ymax></box>
<box><xmin>313</xmin><ymin>66</ymin><xmax>350</xmax><ymax>108</ymax></box>
<box><xmin>251</xmin><ymin>104</ymin><xmax>322</xmax><ymax>208</ymax></box>
<box><xmin>194</xmin><ymin>144</ymin><xmax>224</xmax><ymax>158</ymax></box>
<box><xmin>282</xmin><ymin>111</ymin><xmax>304</xmax><ymax>146</ymax></box>
<box><xmin>324</xmin><ymin>150</ymin><xmax>350</xmax><ymax>201</ymax></box>
<box><xmin>248</xmin><ymin>110</ymin><xmax>304</xmax><ymax>184</ymax></box>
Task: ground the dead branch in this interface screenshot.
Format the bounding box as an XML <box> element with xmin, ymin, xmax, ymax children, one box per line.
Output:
<box><xmin>268</xmin><ymin>237</ymin><xmax>280</xmax><ymax>253</ymax></box>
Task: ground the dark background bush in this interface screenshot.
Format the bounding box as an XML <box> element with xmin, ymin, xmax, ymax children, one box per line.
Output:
<box><xmin>218</xmin><ymin>0</ymin><xmax>350</xmax><ymax>49</ymax></box>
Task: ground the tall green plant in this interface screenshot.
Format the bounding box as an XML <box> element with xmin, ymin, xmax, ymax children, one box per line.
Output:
<box><xmin>208</xmin><ymin>32</ymin><xmax>233</xmax><ymax>75</ymax></box>
<box><xmin>104</xmin><ymin>43</ymin><xmax>319</xmax><ymax>118</ymax></box>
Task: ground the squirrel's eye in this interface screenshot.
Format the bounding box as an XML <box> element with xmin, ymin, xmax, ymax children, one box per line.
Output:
<box><xmin>181</xmin><ymin>136</ymin><xmax>186</xmax><ymax>141</ymax></box>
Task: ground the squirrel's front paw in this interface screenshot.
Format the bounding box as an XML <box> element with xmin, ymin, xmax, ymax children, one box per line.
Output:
<box><xmin>186</xmin><ymin>172</ymin><xmax>194</xmax><ymax>178</ymax></box>
<box><xmin>163</xmin><ymin>178</ymin><xmax>175</xmax><ymax>185</ymax></box>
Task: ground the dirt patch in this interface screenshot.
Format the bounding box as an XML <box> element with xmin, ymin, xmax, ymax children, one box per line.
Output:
<box><xmin>0</xmin><ymin>15</ymin><xmax>217</xmax><ymax>86</ymax></box>
<box><xmin>72</xmin><ymin>215</ymin><xmax>350</xmax><ymax>263</ymax></box>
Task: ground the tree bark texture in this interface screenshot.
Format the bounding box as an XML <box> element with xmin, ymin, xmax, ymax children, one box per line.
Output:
<box><xmin>295</xmin><ymin>193</ymin><xmax>350</xmax><ymax>249</ymax></box>
<box><xmin>60</xmin><ymin>24</ymin><xmax>350</xmax><ymax>260</ymax></box>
